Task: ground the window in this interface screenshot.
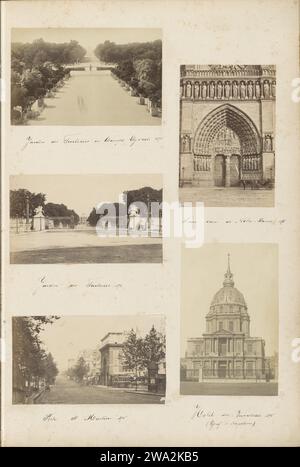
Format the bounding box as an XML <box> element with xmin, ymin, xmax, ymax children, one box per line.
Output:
<box><xmin>218</xmin><ymin>321</ymin><xmax>223</xmax><ymax>331</ymax></box>
<box><xmin>229</xmin><ymin>321</ymin><xmax>234</xmax><ymax>331</ymax></box>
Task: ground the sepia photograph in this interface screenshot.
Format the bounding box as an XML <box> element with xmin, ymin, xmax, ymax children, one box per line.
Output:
<box><xmin>10</xmin><ymin>174</ymin><xmax>163</xmax><ymax>264</ymax></box>
<box><xmin>179</xmin><ymin>65</ymin><xmax>276</xmax><ymax>207</ymax></box>
<box><xmin>180</xmin><ymin>244</ymin><xmax>278</xmax><ymax>396</ymax></box>
<box><xmin>11</xmin><ymin>28</ymin><xmax>162</xmax><ymax>125</ymax></box>
<box><xmin>12</xmin><ymin>314</ymin><xmax>166</xmax><ymax>404</ymax></box>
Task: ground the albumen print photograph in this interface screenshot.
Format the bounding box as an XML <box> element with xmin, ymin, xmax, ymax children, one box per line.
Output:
<box><xmin>180</xmin><ymin>244</ymin><xmax>278</xmax><ymax>396</ymax></box>
<box><xmin>179</xmin><ymin>65</ymin><xmax>276</xmax><ymax>207</ymax></box>
<box><xmin>12</xmin><ymin>315</ymin><xmax>166</xmax><ymax>404</ymax></box>
<box><xmin>11</xmin><ymin>28</ymin><xmax>162</xmax><ymax>125</ymax></box>
<box><xmin>10</xmin><ymin>174</ymin><xmax>163</xmax><ymax>264</ymax></box>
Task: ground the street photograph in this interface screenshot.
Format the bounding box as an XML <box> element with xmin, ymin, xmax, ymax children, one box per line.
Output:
<box><xmin>12</xmin><ymin>314</ymin><xmax>166</xmax><ymax>404</ymax></box>
<box><xmin>180</xmin><ymin>244</ymin><xmax>278</xmax><ymax>396</ymax></box>
<box><xmin>11</xmin><ymin>28</ymin><xmax>162</xmax><ymax>125</ymax></box>
<box><xmin>10</xmin><ymin>174</ymin><xmax>163</xmax><ymax>264</ymax></box>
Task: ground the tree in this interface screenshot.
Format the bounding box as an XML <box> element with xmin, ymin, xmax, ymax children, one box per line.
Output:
<box><xmin>142</xmin><ymin>326</ymin><xmax>165</xmax><ymax>369</ymax></box>
<box><xmin>87</xmin><ymin>203</ymin><xmax>121</xmax><ymax>227</ymax></box>
<box><xmin>44</xmin><ymin>202</ymin><xmax>79</xmax><ymax>226</ymax></box>
<box><xmin>12</xmin><ymin>316</ymin><xmax>60</xmax><ymax>402</ymax></box>
<box><xmin>94</xmin><ymin>39</ymin><xmax>162</xmax><ymax>106</ymax></box>
<box><xmin>124</xmin><ymin>186</ymin><xmax>163</xmax><ymax>219</ymax></box>
<box><xmin>121</xmin><ymin>329</ymin><xmax>144</xmax><ymax>391</ymax></box>
<box><xmin>87</xmin><ymin>207</ymin><xmax>98</xmax><ymax>226</ymax></box>
<box><xmin>72</xmin><ymin>357</ymin><xmax>89</xmax><ymax>383</ymax></box>
<box><xmin>10</xmin><ymin>189</ymin><xmax>46</xmax><ymax>218</ymax></box>
<box><xmin>43</xmin><ymin>352</ymin><xmax>58</xmax><ymax>385</ymax></box>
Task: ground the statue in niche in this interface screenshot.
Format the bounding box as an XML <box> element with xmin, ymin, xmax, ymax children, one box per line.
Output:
<box><xmin>210</xmin><ymin>82</ymin><xmax>215</xmax><ymax>98</ymax></box>
<box><xmin>194</xmin><ymin>159</ymin><xmax>197</xmax><ymax>171</ymax></box>
<box><xmin>217</xmin><ymin>82</ymin><xmax>223</xmax><ymax>99</ymax></box>
<box><xmin>182</xmin><ymin>135</ymin><xmax>190</xmax><ymax>152</ymax></box>
<box><xmin>240</xmin><ymin>81</ymin><xmax>246</xmax><ymax>99</ymax></box>
<box><xmin>272</xmin><ymin>81</ymin><xmax>276</xmax><ymax>97</ymax></box>
<box><xmin>180</xmin><ymin>84</ymin><xmax>183</xmax><ymax>97</ymax></box>
<box><xmin>194</xmin><ymin>82</ymin><xmax>200</xmax><ymax>99</ymax></box>
<box><xmin>263</xmin><ymin>80</ymin><xmax>270</xmax><ymax>98</ymax></box>
<box><xmin>247</xmin><ymin>81</ymin><xmax>253</xmax><ymax>99</ymax></box>
<box><xmin>232</xmin><ymin>81</ymin><xmax>238</xmax><ymax>98</ymax></box>
<box><xmin>186</xmin><ymin>82</ymin><xmax>192</xmax><ymax>98</ymax></box>
<box><xmin>225</xmin><ymin>81</ymin><xmax>230</xmax><ymax>98</ymax></box>
<box><xmin>202</xmin><ymin>82</ymin><xmax>207</xmax><ymax>98</ymax></box>
<box><xmin>264</xmin><ymin>135</ymin><xmax>272</xmax><ymax>152</ymax></box>
<box><xmin>255</xmin><ymin>81</ymin><xmax>261</xmax><ymax>98</ymax></box>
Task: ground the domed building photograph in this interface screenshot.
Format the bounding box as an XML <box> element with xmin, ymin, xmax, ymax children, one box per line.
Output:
<box><xmin>179</xmin><ymin>65</ymin><xmax>276</xmax><ymax>207</ymax></box>
<box><xmin>180</xmin><ymin>244</ymin><xmax>278</xmax><ymax>396</ymax></box>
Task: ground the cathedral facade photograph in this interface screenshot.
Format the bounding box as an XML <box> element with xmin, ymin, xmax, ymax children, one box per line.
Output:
<box><xmin>179</xmin><ymin>65</ymin><xmax>276</xmax><ymax>207</ymax></box>
<box><xmin>180</xmin><ymin>244</ymin><xmax>278</xmax><ymax>396</ymax></box>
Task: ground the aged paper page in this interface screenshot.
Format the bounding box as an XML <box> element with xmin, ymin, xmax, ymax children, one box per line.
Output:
<box><xmin>1</xmin><ymin>0</ymin><xmax>300</xmax><ymax>447</ymax></box>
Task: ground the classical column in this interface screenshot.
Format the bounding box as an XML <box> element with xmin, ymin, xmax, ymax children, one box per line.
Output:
<box><xmin>225</xmin><ymin>156</ymin><xmax>231</xmax><ymax>187</ymax></box>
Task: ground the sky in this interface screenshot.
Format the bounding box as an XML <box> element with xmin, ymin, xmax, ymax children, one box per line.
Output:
<box><xmin>37</xmin><ymin>314</ymin><xmax>165</xmax><ymax>372</ymax></box>
<box><xmin>11</xmin><ymin>28</ymin><xmax>162</xmax><ymax>59</ymax></box>
<box><xmin>10</xmin><ymin>174</ymin><xmax>162</xmax><ymax>217</ymax></box>
<box><xmin>180</xmin><ymin>243</ymin><xmax>278</xmax><ymax>358</ymax></box>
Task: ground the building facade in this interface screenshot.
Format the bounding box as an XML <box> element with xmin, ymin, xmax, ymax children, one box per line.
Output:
<box><xmin>99</xmin><ymin>331</ymin><xmax>166</xmax><ymax>389</ymax></box>
<box><xmin>179</xmin><ymin>65</ymin><xmax>276</xmax><ymax>187</ymax></box>
<box><xmin>182</xmin><ymin>256</ymin><xmax>267</xmax><ymax>381</ymax></box>
<box><xmin>78</xmin><ymin>349</ymin><xmax>101</xmax><ymax>384</ymax></box>
<box><xmin>99</xmin><ymin>332</ymin><xmax>132</xmax><ymax>386</ymax></box>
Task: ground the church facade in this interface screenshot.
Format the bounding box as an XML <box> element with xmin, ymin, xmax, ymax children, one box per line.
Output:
<box><xmin>179</xmin><ymin>65</ymin><xmax>276</xmax><ymax>188</ymax></box>
<box><xmin>182</xmin><ymin>256</ymin><xmax>267</xmax><ymax>381</ymax></box>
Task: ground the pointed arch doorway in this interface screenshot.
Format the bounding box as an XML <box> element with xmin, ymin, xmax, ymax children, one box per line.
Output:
<box><xmin>193</xmin><ymin>104</ymin><xmax>262</xmax><ymax>187</ymax></box>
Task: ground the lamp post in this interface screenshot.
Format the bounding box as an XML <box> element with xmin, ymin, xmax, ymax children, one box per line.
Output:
<box><xmin>147</xmin><ymin>193</ymin><xmax>150</xmax><ymax>237</ymax></box>
<box><xmin>25</xmin><ymin>193</ymin><xmax>30</xmax><ymax>225</ymax></box>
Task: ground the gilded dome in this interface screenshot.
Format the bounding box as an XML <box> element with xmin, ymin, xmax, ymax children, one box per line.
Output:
<box><xmin>209</xmin><ymin>254</ymin><xmax>247</xmax><ymax>310</ymax></box>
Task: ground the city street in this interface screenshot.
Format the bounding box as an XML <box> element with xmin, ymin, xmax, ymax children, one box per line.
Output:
<box><xmin>179</xmin><ymin>187</ymin><xmax>274</xmax><ymax>207</ymax></box>
<box><xmin>10</xmin><ymin>230</ymin><xmax>162</xmax><ymax>263</ymax></box>
<box><xmin>180</xmin><ymin>381</ymin><xmax>278</xmax><ymax>396</ymax></box>
<box><xmin>36</xmin><ymin>376</ymin><xmax>164</xmax><ymax>404</ymax></box>
<box><xmin>27</xmin><ymin>70</ymin><xmax>161</xmax><ymax>126</ymax></box>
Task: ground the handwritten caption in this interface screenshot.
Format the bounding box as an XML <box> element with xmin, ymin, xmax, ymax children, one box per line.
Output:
<box><xmin>42</xmin><ymin>413</ymin><xmax>127</xmax><ymax>423</ymax></box>
<box><xmin>32</xmin><ymin>276</ymin><xmax>123</xmax><ymax>295</ymax></box>
<box><xmin>21</xmin><ymin>135</ymin><xmax>163</xmax><ymax>151</ymax></box>
<box><xmin>191</xmin><ymin>405</ymin><xmax>275</xmax><ymax>430</ymax></box>
<box><xmin>184</xmin><ymin>218</ymin><xmax>286</xmax><ymax>226</ymax></box>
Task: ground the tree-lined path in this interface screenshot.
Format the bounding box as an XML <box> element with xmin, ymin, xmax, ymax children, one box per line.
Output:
<box><xmin>28</xmin><ymin>70</ymin><xmax>161</xmax><ymax>126</ymax></box>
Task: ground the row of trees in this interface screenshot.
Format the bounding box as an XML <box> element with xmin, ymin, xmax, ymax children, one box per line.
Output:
<box><xmin>12</xmin><ymin>39</ymin><xmax>86</xmax><ymax>70</ymax></box>
<box><xmin>94</xmin><ymin>40</ymin><xmax>162</xmax><ymax>106</ymax></box>
<box><xmin>87</xmin><ymin>186</ymin><xmax>163</xmax><ymax>227</ymax></box>
<box><xmin>13</xmin><ymin>317</ymin><xmax>59</xmax><ymax>403</ymax></box>
<box><xmin>10</xmin><ymin>189</ymin><xmax>80</xmax><ymax>226</ymax></box>
<box><xmin>11</xmin><ymin>39</ymin><xmax>86</xmax><ymax>120</ymax></box>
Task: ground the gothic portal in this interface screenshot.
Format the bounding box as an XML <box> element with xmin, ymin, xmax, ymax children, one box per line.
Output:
<box><xmin>179</xmin><ymin>65</ymin><xmax>276</xmax><ymax>187</ymax></box>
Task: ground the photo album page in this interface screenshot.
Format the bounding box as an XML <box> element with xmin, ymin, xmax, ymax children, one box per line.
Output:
<box><xmin>1</xmin><ymin>0</ymin><xmax>300</xmax><ymax>447</ymax></box>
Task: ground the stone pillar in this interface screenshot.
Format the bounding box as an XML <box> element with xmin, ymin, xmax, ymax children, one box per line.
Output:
<box><xmin>32</xmin><ymin>215</ymin><xmax>45</xmax><ymax>231</ymax></box>
<box><xmin>225</xmin><ymin>156</ymin><xmax>231</xmax><ymax>187</ymax></box>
